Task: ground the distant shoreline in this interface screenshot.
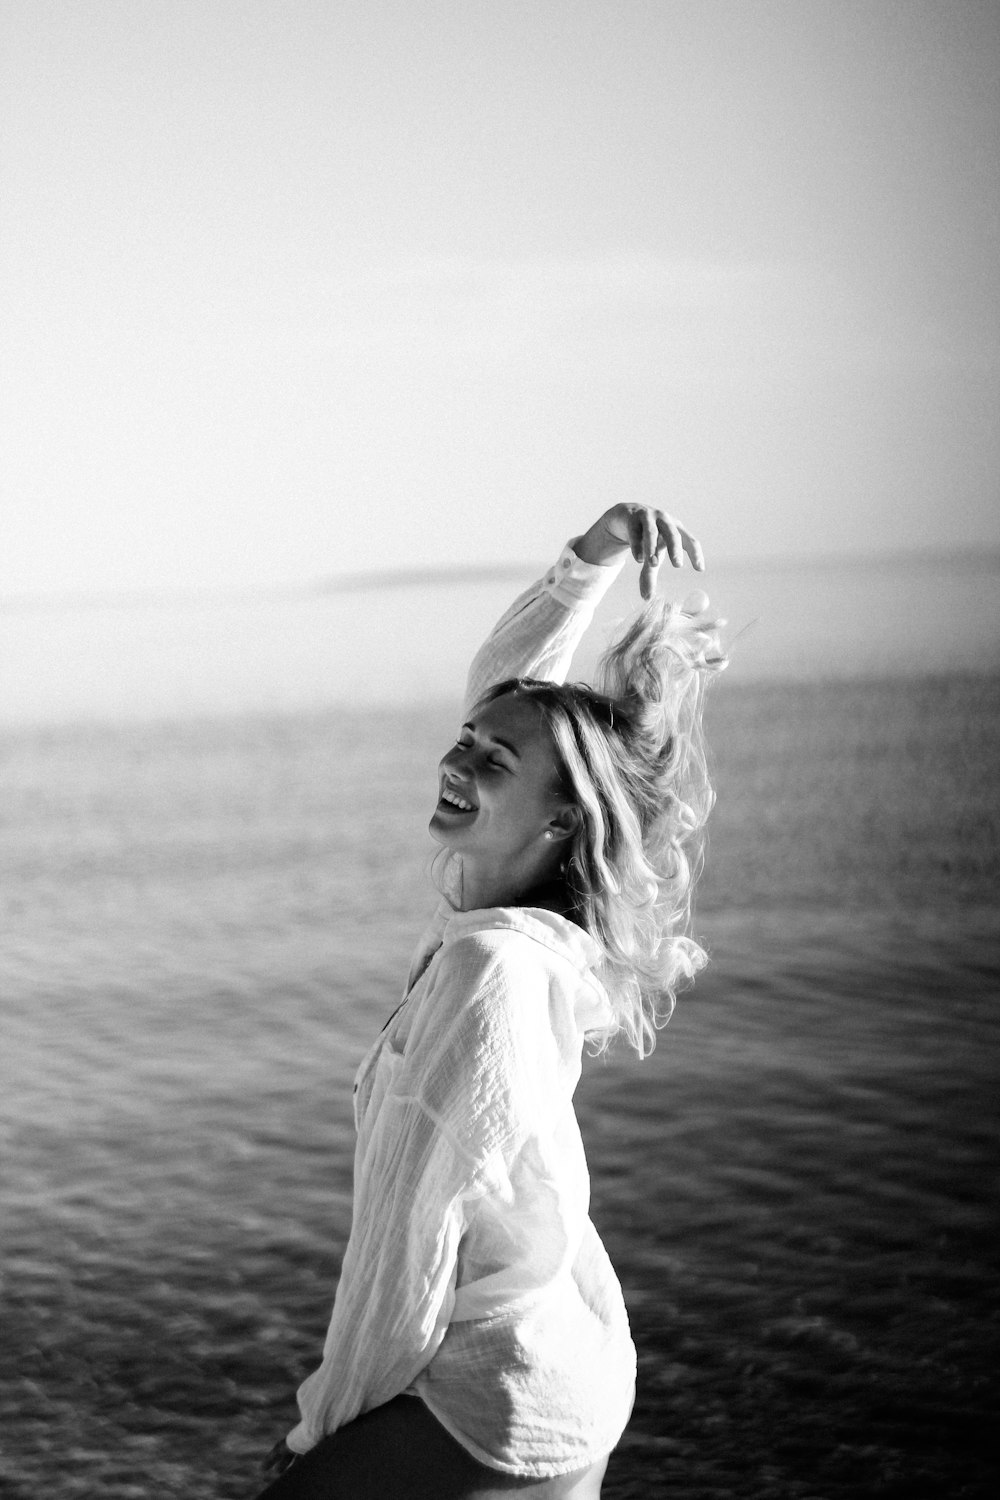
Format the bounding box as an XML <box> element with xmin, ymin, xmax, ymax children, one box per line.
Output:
<box><xmin>3</xmin><ymin>546</ymin><xmax>998</xmax><ymax>615</ymax></box>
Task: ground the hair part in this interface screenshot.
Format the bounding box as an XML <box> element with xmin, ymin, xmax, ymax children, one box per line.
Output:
<box><xmin>481</xmin><ymin>599</ymin><xmax>727</xmax><ymax>1056</ymax></box>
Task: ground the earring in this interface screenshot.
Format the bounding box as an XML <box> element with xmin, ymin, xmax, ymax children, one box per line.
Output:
<box><xmin>543</xmin><ymin>830</ymin><xmax>554</xmax><ymax>841</ymax></box>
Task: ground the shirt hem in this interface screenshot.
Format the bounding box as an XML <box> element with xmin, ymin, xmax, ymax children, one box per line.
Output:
<box><xmin>409</xmin><ymin>1387</ymin><xmax>620</xmax><ymax>1479</ymax></box>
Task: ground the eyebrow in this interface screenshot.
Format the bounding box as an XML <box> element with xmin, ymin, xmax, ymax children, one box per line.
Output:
<box><xmin>462</xmin><ymin>721</ymin><xmax>522</xmax><ymax>759</ymax></box>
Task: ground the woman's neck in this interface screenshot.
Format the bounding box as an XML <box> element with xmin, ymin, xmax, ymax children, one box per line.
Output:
<box><xmin>458</xmin><ymin>861</ymin><xmax>573</xmax><ymax>919</ymax></box>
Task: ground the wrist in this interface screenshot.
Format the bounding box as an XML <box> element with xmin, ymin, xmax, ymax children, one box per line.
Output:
<box><xmin>573</xmin><ymin>514</ymin><xmax>631</xmax><ymax>568</ymax></box>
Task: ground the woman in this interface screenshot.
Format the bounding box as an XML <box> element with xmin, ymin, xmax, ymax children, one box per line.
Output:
<box><xmin>257</xmin><ymin>503</ymin><xmax>726</xmax><ymax>1498</ymax></box>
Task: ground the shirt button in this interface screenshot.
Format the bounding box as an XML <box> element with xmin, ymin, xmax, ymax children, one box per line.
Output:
<box><xmin>546</xmin><ymin>574</ymin><xmax>555</xmax><ymax>584</ymax></box>
<box><xmin>561</xmin><ymin>557</ymin><xmax>571</xmax><ymax>568</ymax></box>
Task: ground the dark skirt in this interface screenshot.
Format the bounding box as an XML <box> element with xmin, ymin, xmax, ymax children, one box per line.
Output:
<box><xmin>254</xmin><ymin>1395</ymin><xmax>608</xmax><ymax>1499</ymax></box>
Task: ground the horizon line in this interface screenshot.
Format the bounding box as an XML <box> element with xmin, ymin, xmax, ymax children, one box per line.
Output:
<box><xmin>2</xmin><ymin>544</ymin><xmax>997</xmax><ymax>615</ymax></box>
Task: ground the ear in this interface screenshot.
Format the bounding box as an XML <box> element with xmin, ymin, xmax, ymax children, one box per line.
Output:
<box><xmin>544</xmin><ymin>803</ymin><xmax>581</xmax><ymax>844</ymax></box>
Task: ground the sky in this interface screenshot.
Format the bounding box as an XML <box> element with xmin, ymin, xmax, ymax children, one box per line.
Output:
<box><xmin>2</xmin><ymin>0</ymin><xmax>998</xmax><ymax>597</ymax></box>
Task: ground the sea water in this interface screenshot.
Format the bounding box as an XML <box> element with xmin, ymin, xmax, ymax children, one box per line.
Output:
<box><xmin>1</xmin><ymin>567</ymin><xmax>999</xmax><ymax>1498</ymax></box>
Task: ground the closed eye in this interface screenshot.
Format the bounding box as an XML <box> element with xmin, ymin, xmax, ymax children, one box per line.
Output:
<box><xmin>455</xmin><ymin>721</ymin><xmax>520</xmax><ymax>771</ymax></box>
<box><xmin>453</xmin><ymin>738</ymin><xmax>513</xmax><ymax>772</ymax></box>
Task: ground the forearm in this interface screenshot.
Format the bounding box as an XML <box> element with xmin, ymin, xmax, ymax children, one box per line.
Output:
<box><xmin>464</xmin><ymin>505</ymin><xmax>706</xmax><ymax>709</ymax></box>
<box><xmin>287</xmin><ymin>1272</ymin><xmax>451</xmax><ymax>1453</ymax></box>
<box><xmin>464</xmin><ymin>543</ymin><xmax>625</xmax><ymax>711</ymax></box>
<box><xmin>287</xmin><ymin>1104</ymin><xmax>469</xmax><ymax>1453</ymax></box>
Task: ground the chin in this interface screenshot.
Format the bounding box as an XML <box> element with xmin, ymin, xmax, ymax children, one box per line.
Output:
<box><xmin>428</xmin><ymin>810</ymin><xmax>459</xmax><ymax>846</ymax></box>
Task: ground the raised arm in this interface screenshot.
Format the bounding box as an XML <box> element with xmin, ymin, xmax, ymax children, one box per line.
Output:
<box><xmin>574</xmin><ymin>503</ymin><xmax>704</xmax><ymax>596</ymax></box>
<box><xmin>464</xmin><ymin>504</ymin><xmax>705</xmax><ymax>712</ymax></box>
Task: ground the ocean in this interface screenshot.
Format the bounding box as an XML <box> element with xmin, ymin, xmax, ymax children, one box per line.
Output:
<box><xmin>1</xmin><ymin>558</ymin><xmax>999</xmax><ymax>1497</ymax></box>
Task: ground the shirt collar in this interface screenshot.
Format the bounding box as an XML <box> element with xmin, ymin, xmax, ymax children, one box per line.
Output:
<box><xmin>441</xmin><ymin>903</ymin><xmax>604</xmax><ymax>973</ymax></box>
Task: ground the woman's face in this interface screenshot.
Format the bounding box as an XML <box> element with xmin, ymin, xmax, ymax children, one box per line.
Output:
<box><xmin>429</xmin><ymin>693</ymin><xmax>568</xmax><ymax>871</ymax></box>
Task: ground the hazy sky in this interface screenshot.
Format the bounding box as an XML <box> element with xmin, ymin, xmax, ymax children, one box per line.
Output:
<box><xmin>3</xmin><ymin>0</ymin><xmax>998</xmax><ymax>595</ymax></box>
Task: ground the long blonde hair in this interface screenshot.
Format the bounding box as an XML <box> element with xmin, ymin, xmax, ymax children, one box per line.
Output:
<box><xmin>482</xmin><ymin>600</ymin><xmax>727</xmax><ymax>1055</ymax></box>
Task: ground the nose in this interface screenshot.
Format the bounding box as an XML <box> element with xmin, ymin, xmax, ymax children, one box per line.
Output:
<box><xmin>441</xmin><ymin>744</ymin><xmax>471</xmax><ymax>780</ymax></box>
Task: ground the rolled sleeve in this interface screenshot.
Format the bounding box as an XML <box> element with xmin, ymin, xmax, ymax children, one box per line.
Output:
<box><xmin>542</xmin><ymin>541</ymin><xmax>625</xmax><ymax>607</ymax></box>
<box><xmin>464</xmin><ymin>541</ymin><xmax>625</xmax><ymax>711</ymax></box>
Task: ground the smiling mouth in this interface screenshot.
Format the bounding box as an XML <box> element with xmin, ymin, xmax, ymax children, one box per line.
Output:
<box><xmin>438</xmin><ymin>787</ymin><xmax>476</xmax><ymax>813</ymax></box>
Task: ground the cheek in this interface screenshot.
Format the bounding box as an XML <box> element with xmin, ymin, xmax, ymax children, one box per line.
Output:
<box><xmin>510</xmin><ymin>775</ymin><xmax>560</xmax><ymax>829</ymax></box>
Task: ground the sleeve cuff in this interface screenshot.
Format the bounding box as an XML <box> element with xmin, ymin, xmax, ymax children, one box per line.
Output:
<box><xmin>541</xmin><ymin>541</ymin><xmax>627</xmax><ymax>608</ymax></box>
<box><xmin>285</xmin><ymin>1421</ymin><xmax>317</xmax><ymax>1456</ymax></box>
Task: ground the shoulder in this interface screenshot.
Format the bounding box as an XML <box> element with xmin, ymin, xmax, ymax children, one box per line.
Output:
<box><xmin>406</xmin><ymin>928</ymin><xmax>560</xmax><ymax>1126</ymax></box>
<box><xmin>425</xmin><ymin>908</ymin><xmax>604</xmax><ymax>1045</ymax></box>
<box><xmin>446</xmin><ymin>906</ymin><xmax>598</xmax><ymax>963</ymax></box>
<box><xmin>446</xmin><ymin>921</ymin><xmax>551</xmax><ymax>974</ymax></box>
<box><xmin>430</xmin><ymin>924</ymin><xmax>552</xmax><ymax>1034</ymax></box>
<box><xmin>440</xmin><ymin>911</ymin><xmax>591</xmax><ymax>1000</ymax></box>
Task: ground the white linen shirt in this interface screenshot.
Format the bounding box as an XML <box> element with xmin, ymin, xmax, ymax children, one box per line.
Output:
<box><xmin>287</xmin><ymin>543</ymin><xmax>636</xmax><ymax>1476</ymax></box>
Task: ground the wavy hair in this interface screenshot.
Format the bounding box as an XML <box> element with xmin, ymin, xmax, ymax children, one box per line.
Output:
<box><xmin>480</xmin><ymin>600</ymin><xmax>727</xmax><ymax>1055</ymax></box>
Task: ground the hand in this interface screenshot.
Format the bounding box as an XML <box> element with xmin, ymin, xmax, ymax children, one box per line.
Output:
<box><xmin>262</xmin><ymin>1438</ymin><xmax>298</xmax><ymax>1478</ymax></box>
<box><xmin>575</xmin><ymin>504</ymin><xmax>705</xmax><ymax>599</ymax></box>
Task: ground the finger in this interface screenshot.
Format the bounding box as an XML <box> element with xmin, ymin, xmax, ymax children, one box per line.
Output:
<box><xmin>655</xmin><ymin>515</ymin><xmax>684</xmax><ymax>568</ymax></box>
<box><xmin>639</xmin><ymin>554</ymin><xmax>660</xmax><ymax>600</ymax></box>
<box><xmin>640</xmin><ymin>508</ymin><xmax>660</xmax><ymax>565</ymax></box>
<box><xmin>626</xmin><ymin>508</ymin><xmax>646</xmax><ymax>564</ymax></box>
<box><xmin>637</xmin><ymin>509</ymin><xmax>662</xmax><ymax>598</ymax></box>
<box><xmin>263</xmin><ymin>1442</ymin><xmax>289</xmax><ymax>1473</ymax></box>
<box><xmin>679</xmin><ymin>526</ymin><xmax>705</xmax><ymax>571</ymax></box>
